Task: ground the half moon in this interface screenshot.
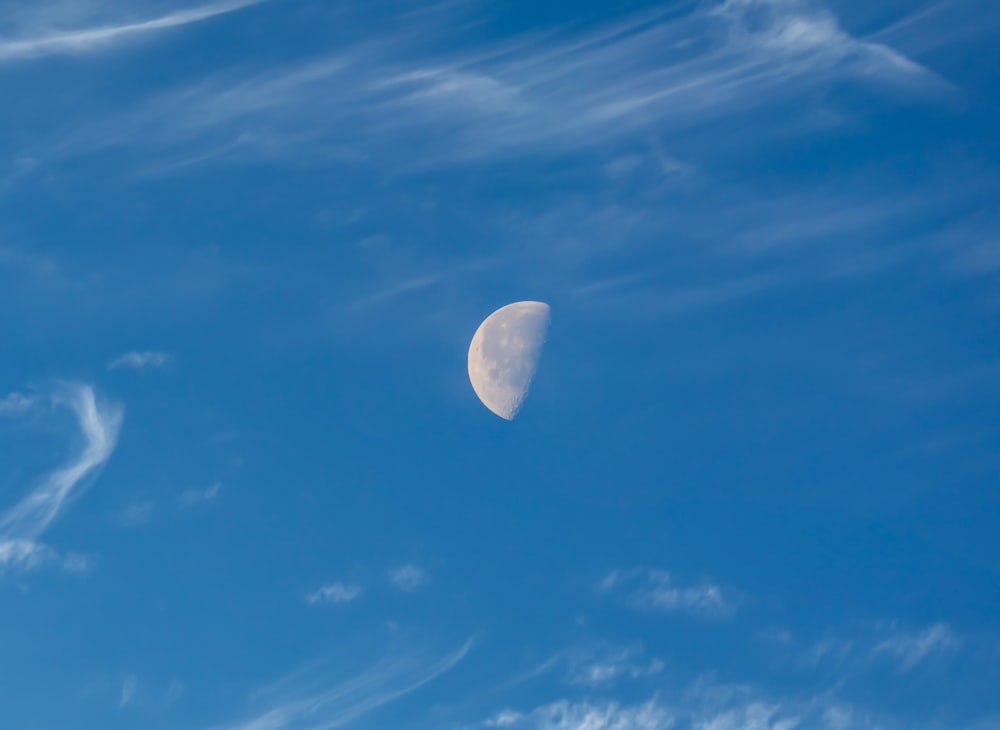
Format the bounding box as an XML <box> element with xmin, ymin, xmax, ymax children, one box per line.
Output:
<box><xmin>468</xmin><ymin>301</ymin><xmax>551</xmax><ymax>420</ymax></box>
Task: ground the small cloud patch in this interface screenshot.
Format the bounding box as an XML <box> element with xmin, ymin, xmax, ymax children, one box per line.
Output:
<box><xmin>565</xmin><ymin>645</ymin><xmax>665</xmax><ymax>687</ymax></box>
<box><xmin>119</xmin><ymin>501</ymin><xmax>155</xmax><ymax>527</ymax></box>
<box><xmin>388</xmin><ymin>564</ymin><xmax>429</xmax><ymax>592</ymax></box>
<box><xmin>599</xmin><ymin>568</ymin><xmax>737</xmax><ymax>618</ymax></box>
<box><xmin>485</xmin><ymin>709</ymin><xmax>524</xmax><ymax>727</ymax></box>
<box><xmin>108</xmin><ymin>351</ymin><xmax>172</xmax><ymax>372</ymax></box>
<box><xmin>0</xmin><ymin>391</ymin><xmax>36</xmax><ymax>414</ymax></box>
<box><xmin>307</xmin><ymin>582</ymin><xmax>362</xmax><ymax>605</ymax></box>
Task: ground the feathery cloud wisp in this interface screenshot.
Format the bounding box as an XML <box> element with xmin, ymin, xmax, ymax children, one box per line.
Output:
<box><xmin>0</xmin><ymin>538</ymin><xmax>55</xmax><ymax>572</ymax></box>
<box><xmin>493</xmin><ymin>698</ymin><xmax>671</xmax><ymax>730</ymax></box>
<box><xmin>600</xmin><ymin>568</ymin><xmax>737</xmax><ymax>618</ymax></box>
<box><xmin>0</xmin><ymin>391</ymin><xmax>36</xmax><ymax>414</ymax></box>
<box><xmin>119</xmin><ymin>501</ymin><xmax>155</xmax><ymax>527</ymax></box>
<box><xmin>119</xmin><ymin>674</ymin><xmax>138</xmax><ymax>708</ymax></box>
<box><xmin>485</xmin><ymin>709</ymin><xmax>524</xmax><ymax>727</ymax></box>
<box><xmin>0</xmin><ymin>383</ymin><xmax>123</xmax><ymax>574</ymax></box>
<box><xmin>872</xmin><ymin>622</ymin><xmax>961</xmax><ymax>671</ymax></box>
<box><xmin>0</xmin><ymin>0</ymin><xmax>268</xmax><ymax>62</ymax></box>
<box><xmin>210</xmin><ymin>640</ymin><xmax>473</xmax><ymax>730</ymax></box>
<box><xmin>630</xmin><ymin>570</ymin><xmax>732</xmax><ymax>615</ymax></box>
<box><xmin>306</xmin><ymin>582</ymin><xmax>363</xmax><ymax>605</ymax></box>
<box><xmin>179</xmin><ymin>482</ymin><xmax>222</xmax><ymax>507</ymax></box>
<box><xmin>66</xmin><ymin>0</ymin><xmax>944</xmax><ymax>169</ymax></box>
<box><xmin>108</xmin><ymin>350</ymin><xmax>172</xmax><ymax>371</ymax></box>
<box><xmin>564</xmin><ymin>646</ymin><xmax>664</xmax><ymax>687</ymax></box>
<box><xmin>477</xmin><ymin>684</ymin><xmax>896</xmax><ymax>730</ymax></box>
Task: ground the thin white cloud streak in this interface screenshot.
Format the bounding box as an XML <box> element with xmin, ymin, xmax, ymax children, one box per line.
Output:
<box><xmin>306</xmin><ymin>582</ymin><xmax>362</xmax><ymax>605</ymax></box>
<box><xmin>0</xmin><ymin>384</ymin><xmax>122</xmax><ymax>574</ymax></box>
<box><xmin>537</xmin><ymin>167</ymin><xmax>996</xmax><ymax>320</ymax></box>
<box><xmin>0</xmin><ymin>0</ymin><xmax>267</xmax><ymax>62</ymax></box>
<box><xmin>119</xmin><ymin>674</ymin><xmax>138</xmax><ymax>708</ymax></box>
<box><xmin>804</xmin><ymin>637</ymin><xmax>855</xmax><ymax>667</ymax></box>
<box><xmin>210</xmin><ymin>639</ymin><xmax>474</xmax><ymax>730</ymax></box>
<box><xmin>179</xmin><ymin>482</ymin><xmax>222</xmax><ymax>507</ymax></box>
<box><xmin>107</xmin><ymin>350</ymin><xmax>172</xmax><ymax>371</ymax></box>
<box><xmin>597</xmin><ymin>570</ymin><xmax>622</xmax><ymax>593</ymax></box>
<box><xmin>768</xmin><ymin>621</ymin><xmax>971</xmax><ymax>684</ymax></box>
<box><xmin>65</xmin><ymin>0</ymin><xmax>945</xmax><ymax>168</ymax></box>
<box><xmin>872</xmin><ymin>622</ymin><xmax>961</xmax><ymax>671</ymax></box>
<box><xmin>346</xmin><ymin>257</ymin><xmax>500</xmax><ymax>313</ymax></box>
<box><xmin>865</xmin><ymin>0</ymin><xmax>1000</xmax><ymax>58</ymax></box>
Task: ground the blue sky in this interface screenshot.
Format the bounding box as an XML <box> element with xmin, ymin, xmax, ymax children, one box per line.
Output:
<box><xmin>1</xmin><ymin>0</ymin><xmax>999</xmax><ymax>728</ymax></box>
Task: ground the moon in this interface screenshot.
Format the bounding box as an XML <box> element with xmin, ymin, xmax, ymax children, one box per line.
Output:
<box><xmin>468</xmin><ymin>301</ymin><xmax>551</xmax><ymax>420</ymax></box>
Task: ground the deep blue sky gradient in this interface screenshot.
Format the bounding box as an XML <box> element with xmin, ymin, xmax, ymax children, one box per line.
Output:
<box><xmin>1</xmin><ymin>1</ymin><xmax>999</xmax><ymax>729</ymax></box>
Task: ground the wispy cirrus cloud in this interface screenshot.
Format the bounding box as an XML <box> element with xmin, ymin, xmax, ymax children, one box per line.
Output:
<box><xmin>119</xmin><ymin>674</ymin><xmax>139</xmax><ymax>708</ymax></box>
<box><xmin>107</xmin><ymin>350</ymin><xmax>172</xmax><ymax>371</ymax></box>
<box><xmin>209</xmin><ymin>640</ymin><xmax>473</xmax><ymax>730</ymax></box>
<box><xmin>865</xmin><ymin>0</ymin><xmax>1000</xmax><ymax>59</ymax></box>
<box><xmin>479</xmin><ymin>695</ymin><xmax>829</xmax><ymax>730</ymax></box>
<box><xmin>629</xmin><ymin>572</ymin><xmax>732</xmax><ymax>616</ymax></box>
<box><xmin>0</xmin><ymin>383</ymin><xmax>123</xmax><ymax>574</ymax></box>
<box><xmin>766</xmin><ymin>620</ymin><xmax>967</xmax><ymax>678</ymax></box>
<box><xmin>563</xmin><ymin>645</ymin><xmax>664</xmax><ymax>688</ymax></box>
<box><xmin>0</xmin><ymin>243</ymin><xmax>70</xmax><ymax>291</ymax></box>
<box><xmin>476</xmin><ymin>680</ymin><xmax>901</xmax><ymax>730</ymax></box>
<box><xmin>528</xmin><ymin>164</ymin><xmax>1000</xmax><ymax>324</ymax></box>
<box><xmin>179</xmin><ymin>482</ymin><xmax>222</xmax><ymax>507</ymax></box>
<box><xmin>0</xmin><ymin>538</ymin><xmax>91</xmax><ymax>573</ymax></box>
<box><xmin>481</xmin><ymin>698</ymin><xmax>672</xmax><ymax>730</ymax></box>
<box><xmin>480</xmin><ymin>620</ymin><xmax>999</xmax><ymax>730</ymax></box>
<box><xmin>872</xmin><ymin>622</ymin><xmax>961</xmax><ymax>671</ymax></box>
<box><xmin>804</xmin><ymin>636</ymin><xmax>856</xmax><ymax>667</ymax></box>
<box><xmin>0</xmin><ymin>391</ymin><xmax>36</xmax><ymax>415</ymax></box>
<box><xmin>600</xmin><ymin>568</ymin><xmax>737</xmax><ymax>618</ymax></box>
<box><xmin>15</xmin><ymin>1</ymin><xmax>983</xmax><ymax>336</ymax></box>
<box><xmin>64</xmin><ymin>0</ymin><xmax>945</xmax><ymax>169</ymax></box>
<box><xmin>306</xmin><ymin>582</ymin><xmax>363</xmax><ymax>606</ymax></box>
<box><xmin>0</xmin><ymin>0</ymin><xmax>268</xmax><ymax>62</ymax></box>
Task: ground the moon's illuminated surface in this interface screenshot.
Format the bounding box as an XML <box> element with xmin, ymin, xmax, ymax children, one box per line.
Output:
<box><xmin>468</xmin><ymin>301</ymin><xmax>551</xmax><ymax>420</ymax></box>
